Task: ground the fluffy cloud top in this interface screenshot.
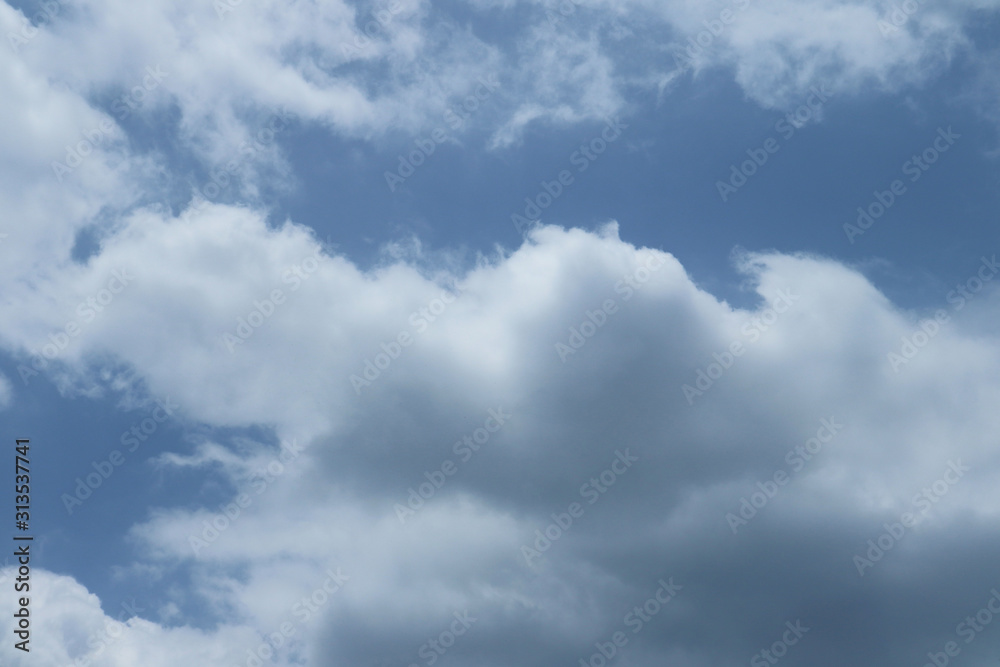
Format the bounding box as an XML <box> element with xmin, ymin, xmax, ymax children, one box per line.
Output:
<box><xmin>3</xmin><ymin>213</ymin><xmax>1000</xmax><ymax>665</ymax></box>
<box><xmin>2</xmin><ymin>0</ymin><xmax>1000</xmax><ymax>665</ymax></box>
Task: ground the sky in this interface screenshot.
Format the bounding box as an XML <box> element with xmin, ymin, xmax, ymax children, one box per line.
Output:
<box><xmin>1</xmin><ymin>0</ymin><xmax>1000</xmax><ymax>665</ymax></box>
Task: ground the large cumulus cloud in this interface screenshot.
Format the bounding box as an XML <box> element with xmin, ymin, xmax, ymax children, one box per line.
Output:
<box><xmin>3</xmin><ymin>212</ymin><xmax>1000</xmax><ymax>665</ymax></box>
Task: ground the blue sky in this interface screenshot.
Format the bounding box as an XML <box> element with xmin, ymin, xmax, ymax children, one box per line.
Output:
<box><xmin>2</xmin><ymin>0</ymin><xmax>1000</xmax><ymax>665</ymax></box>
<box><xmin>272</xmin><ymin>63</ymin><xmax>1000</xmax><ymax>306</ymax></box>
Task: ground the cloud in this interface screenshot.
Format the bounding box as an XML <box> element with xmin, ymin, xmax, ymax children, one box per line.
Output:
<box><xmin>4</xmin><ymin>0</ymin><xmax>996</xmax><ymax>171</ymax></box>
<box><xmin>10</xmin><ymin>0</ymin><xmax>506</xmax><ymax>160</ymax></box>
<box><xmin>0</xmin><ymin>5</ymin><xmax>155</xmax><ymax>286</ymax></box>
<box><xmin>3</xmin><ymin>1</ymin><xmax>1000</xmax><ymax>664</ymax></box>
<box><xmin>489</xmin><ymin>26</ymin><xmax>622</xmax><ymax>148</ymax></box>
<box><xmin>0</xmin><ymin>372</ymin><xmax>11</xmax><ymax>408</ymax></box>
<box><xmin>0</xmin><ymin>0</ymin><xmax>994</xmax><ymax>290</ymax></box>
<box><xmin>4</xmin><ymin>214</ymin><xmax>1000</xmax><ymax>665</ymax></box>
<box><xmin>586</xmin><ymin>0</ymin><xmax>995</xmax><ymax>109</ymax></box>
<box><xmin>0</xmin><ymin>568</ymin><xmax>273</xmax><ymax>667</ymax></box>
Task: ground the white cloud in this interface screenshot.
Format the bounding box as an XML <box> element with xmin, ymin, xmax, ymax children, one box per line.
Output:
<box><xmin>3</xmin><ymin>0</ymin><xmax>995</xmax><ymax>168</ymax></box>
<box><xmin>0</xmin><ymin>0</ymin><xmax>994</xmax><ymax>272</ymax></box>
<box><xmin>0</xmin><ymin>372</ymin><xmax>11</xmax><ymax>408</ymax></box>
<box><xmin>0</xmin><ymin>5</ymin><xmax>152</xmax><ymax>286</ymax></box>
<box><xmin>11</xmin><ymin>0</ymin><xmax>506</xmax><ymax>160</ymax></box>
<box><xmin>2</xmin><ymin>0</ymin><xmax>1000</xmax><ymax>663</ymax></box>
<box><xmin>490</xmin><ymin>27</ymin><xmax>622</xmax><ymax>148</ymax></box>
<box><xmin>3</xmin><ymin>215</ymin><xmax>999</xmax><ymax>664</ymax></box>
<box><xmin>0</xmin><ymin>568</ymin><xmax>272</xmax><ymax>667</ymax></box>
